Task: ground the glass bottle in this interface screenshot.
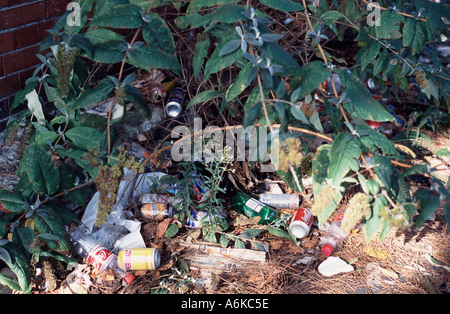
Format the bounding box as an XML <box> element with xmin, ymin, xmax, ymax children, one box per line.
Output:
<box><xmin>231</xmin><ymin>192</ymin><xmax>278</xmax><ymax>225</ymax></box>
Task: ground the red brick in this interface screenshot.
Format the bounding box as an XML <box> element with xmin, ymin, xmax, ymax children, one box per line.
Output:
<box><xmin>0</xmin><ymin>31</ymin><xmax>14</xmax><ymax>55</ymax></box>
<box><xmin>47</xmin><ymin>0</ymin><xmax>69</xmax><ymax>18</ymax></box>
<box><xmin>0</xmin><ymin>0</ymin><xmax>9</xmax><ymax>8</ymax></box>
<box><xmin>37</xmin><ymin>19</ymin><xmax>56</xmax><ymax>41</ymax></box>
<box><xmin>0</xmin><ymin>56</ymin><xmax>4</xmax><ymax>76</ymax></box>
<box><xmin>3</xmin><ymin>44</ymin><xmax>40</xmax><ymax>75</ymax></box>
<box><xmin>13</xmin><ymin>24</ymin><xmax>38</xmax><ymax>50</ymax></box>
<box><xmin>18</xmin><ymin>67</ymin><xmax>36</xmax><ymax>89</ymax></box>
<box><xmin>0</xmin><ymin>1</ymin><xmax>46</xmax><ymax>29</ymax></box>
<box><xmin>0</xmin><ymin>73</ymin><xmax>19</xmax><ymax>98</ymax></box>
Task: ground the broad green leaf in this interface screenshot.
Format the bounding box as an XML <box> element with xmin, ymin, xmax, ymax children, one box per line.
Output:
<box><xmin>414</xmin><ymin>188</ymin><xmax>440</xmax><ymax>228</ymax></box>
<box><xmin>71</xmin><ymin>80</ymin><xmax>115</xmax><ymax>111</ymax></box>
<box><xmin>259</xmin><ymin>0</ymin><xmax>304</xmax><ymax>12</ymax></box>
<box><xmin>239</xmin><ymin>228</ymin><xmax>263</xmax><ymax>239</ymax></box>
<box><xmin>312</xmin><ymin>145</ymin><xmax>344</xmax><ymax>224</ymax></box>
<box><xmin>204</xmin><ymin>35</ymin><xmax>242</xmax><ymax>80</ymax></box>
<box><xmin>219</xmin><ymin>39</ymin><xmax>241</xmax><ymax>57</ymax></box>
<box><xmin>186</xmin><ymin>90</ymin><xmax>222</xmax><ymax>109</ymax></box>
<box><xmin>267</xmin><ymin>226</ymin><xmax>291</xmax><ymax>239</ymax></box>
<box><xmin>375</xmin><ymin>10</ymin><xmax>404</xmax><ymax>39</ymax></box>
<box><xmin>57</xmin><ymin>149</ymin><xmax>99</xmax><ymax>178</ymax></box>
<box><xmin>65</xmin><ymin>126</ymin><xmax>104</xmax><ymax>152</ymax></box>
<box><xmin>187</xmin><ymin>0</ymin><xmax>239</xmax><ymax>11</ymax></box>
<box><xmin>364</xmin><ymin>195</ymin><xmax>387</xmax><ymax>243</ymax></box>
<box><xmin>0</xmin><ymin>242</ymin><xmax>32</xmax><ymax>293</ymax></box>
<box><xmin>34</xmin><ymin>210</ymin><xmax>68</xmax><ymax>251</ymax></box>
<box><xmin>142</xmin><ymin>14</ymin><xmax>175</xmax><ymax>54</ymax></box>
<box><xmin>290</xmin><ymin>61</ymin><xmax>330</xmax><ymax>97</ymax></box>
<box><xmin>84</xmin><ymin>28</ymin><xmax>126</xmax><ymax>45</ymax></box>
<box><xmin>92</xmin><ymin>40</ymin><xmax>127</xmax><ymax>64</ymax></box>
<box><xmin>0</xmin><ymin>190</ymin><xmax>25</xmax><ymax>213</ymax></box>
<box><xmin>242</xmin><ymin>102</ymin><xmax>262</xmax><ymax>128</ymax></box>
<box><xmin>244</xmin><ymin>85</ymin><xmax>268</xmax><ymax>110</ymax></box>
<box><xmin>354</xmin><ymin>122</ymin><xmax>399</xmax><ymax>158</ymax></box>
<box><xmin>193</xmin><ymin>36</ymin><xmax>210</xmax><ymax>80</ymax></box>
<box><xmin>23</xmin><ymin>144</ymin><xmax>60</xmax><ymax>195</ymax></box>
<box><xmin>10</xmin><ymin>82</ymin><xmax>37</xmax><ymax>112</ymax></box>
<box><xmin>12</xmin><ymin>227</ymin><xmax>36</xmax><ymax>254</ymax></box>
<box><xmin>338</xmin><ymin>69</ymin><xmax>394</xmax><ymax>122</ymax></box>
<box><xmin>219</xmin><ymin>234</ymin><xmax>229</xmax><ymax>248</ymax></box>
<box><xmin>234</xmin><ymin>238</ymin><xmax>245</xmax><ymax>249</ymax></box>
<box><xmin>165</xmin><ymin>223</ymin><xmax>179</xmax><ymax>238</ymax></box>
<box><xmin>361</xmin><ymin>41</ymin><xmax>381</xmax><ymax>71</ymax></box>
<box><xmin>124</xmin><ymin>84</ymin><xmax>151</xmax><ymax>119</ymax></box>
<box><xmin>327</xmin><ymin>132</ymin><xmax>361</xmax><ymax>185</ymax></box>
<box><xmin>264</xmin><ymin>42</ymin><xmax>301</xmax><ymax>75</ymax></box>
<box><xmin>129</xmin><ymin>0</ymin><xmax>171</xmax><ymax>10</ymax></box>
<box><xmin>191</xmin><ymin>4</ymin><xmax>247</xmax><ymax>28</ymax></box>
<box><xmin>90</xmin><ymin>4</ymin><xmax>142</xmax><ymax>29</ymax></box>
<box><xmin>129</xmin><ymin>45</ymin><xmax>181</xmax><ymax>71</ymax></box>
<box><xmin>35</xmin><ymin>130</ymin><xmax>58</xmax><ymax>146</ymax></box>
<box><xmin>226</xmin><ymin>62</ymin><xmax>255</xmax><ymax>102</ymax></box>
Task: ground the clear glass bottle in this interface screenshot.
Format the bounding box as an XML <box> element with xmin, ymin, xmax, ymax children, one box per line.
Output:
<box><xmin>68</xmin><ymin>226</ymin><xmax>135</xmax><ymax>284</ymax></box>
<box><xmin>231</xmin><ymin>192</ymin><xmax>278</xmax><ymax>225</ymax></box>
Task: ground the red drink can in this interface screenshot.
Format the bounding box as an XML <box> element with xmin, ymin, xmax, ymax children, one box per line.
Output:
<box><xmin>289</xmin><ymin>208</ymin><xmax>313</xmax><ymax>239</ymax></box>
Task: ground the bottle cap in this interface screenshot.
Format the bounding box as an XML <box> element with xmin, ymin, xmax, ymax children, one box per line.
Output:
<box><xmin>322</xmin><ymin>243</ymin><xmax>334</xmax><ymax>256</ymax></box>
<box><xmin>124</xmin><ymin>273</ymin><xmax>135</xmax><ymax>285</ymax></box>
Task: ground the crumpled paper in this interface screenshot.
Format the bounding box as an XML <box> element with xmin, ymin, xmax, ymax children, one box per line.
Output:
<box><xmin>318</xmin><ymin>256</ymin><xmax>354</xmax><ymax>277</ymax></box>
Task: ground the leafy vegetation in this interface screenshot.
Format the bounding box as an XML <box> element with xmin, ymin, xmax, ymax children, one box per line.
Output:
<box><xmin>0</xmin><ymin>0</ymin><xmax>449</xmax><ymax>293</ymax></box>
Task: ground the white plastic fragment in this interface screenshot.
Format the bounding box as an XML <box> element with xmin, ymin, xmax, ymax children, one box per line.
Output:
<box><xmin>318</xmin><ymin>256</ymin><xmax>354</xmax><ymax>277</ymax></box>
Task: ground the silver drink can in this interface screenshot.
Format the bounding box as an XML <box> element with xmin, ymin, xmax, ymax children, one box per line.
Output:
<box><xmin>166</xmin><ymin>87</ymin><xmax>186</xmax><ymax>117</ymax></box>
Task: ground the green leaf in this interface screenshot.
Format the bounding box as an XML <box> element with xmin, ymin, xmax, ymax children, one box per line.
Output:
<box><xmin>71</xmin><ymin>79</ymin><xmax>115</xmax><ymax>111</ymax></box>
<box><xmin>239</xmin><ymin>228</ymin><xmax>263</xmax><ymax>239</ymax></box>
<box><xmin>204</xmin><ymin>35</ymin><xmax>243</xmax><ymax>80</ymax></box>
<box><xmin>277</xmin><ymin>165</ymin><xmax>303</xmax><ymax>193</ymax></box>
<box><xmin>354</xmin><ymin>122</ymin><xmax>399</xmax><ymax>158</ymax></box>
<box><xmin>124</xmin><ymin>84</ymin><xmax>151</xmax><ymax>119</ymax></box>
<box><xmin>312</xmin><ymin>145</ymin><xmax>345</xmax><ymax>224</ymax></box>
<box><xmin>234</xmin><ymin>238</ymin><xmax>245</xmax><ymax>249</ymax></box>
<box><xmin>264</xmin><ymin>42</ymin><xmax>300</xmax><ymax>75</ymax></box>
<box><xmin>375</xmin><ymin>10</ymin><xmax>404</xmax><ymax>39</ymax></box>
<box><xmin>414</xmin><ymin>188</ymin><xmax>440</xmax><ymax>228</ymax></box>
<box><xmin>219</xmin><ymin>39</ymin><xmax>241</xmax><ymax>56</ymax></box>
<box><xmin>337</xmin><ymin>69</ymin><xmax>394</xmax><ymax>122</ymax></box>
<box><xmin>90</xmin><ymin>4</ymin><xmax>142</xmax><ymax>29</ymax></box>
<box><xmin>364</xmin><ymin>195</ymin><xmax>387</xmax><ymax>243</ymax></box>
<box><xmin>165</xmin><ymin>223</ymin><xmax>179</xmax><ymax>238</ymax></box>
<box><xmin>92</xmin><ymin>40</ymin><xmax>127</xmax><ymax>64</ymax></box>
<box><xmin>0</xmin><ymin>242</ymin><xmax>32</xmax><ymax>293</ymax></box>
<box><xmin>267</xmin><ymin>226</ymin><xmax>291</xmax><ymax>239</ymax></box>
<box><xmin>0</xmin><ymin>190</ymin><xmax>26</xmax><ymax>213</ymax></box>
<box><xmin>186</xmin><ymin>90</ymin><xmax>222</xmax><ymax>109</ymax></box>
<box><xmin>327</xmin><ymin>132</ymin><xmax>361</xmax><ymax>185</ymax></box>
<box><xmin>219</xmin><ymin>234</ymin><xmax>229</xmax><ymax>248</ymax></box>
<box><xmin>259</xmin><ymin>0</ymin><xmax>304</xmax><ymax>12</ymax></box>
<box><xmin>142</xmin><ymin>13</ymin><xmax>176</xmax><ymax>54</ymax></box>
<box><xmin>193</xmin><ymin>36</ymin><xmax>210</xmax><ymax>80</ymax></box>
<box><xmin>71</xmin><ymin>33</ymin><xmax>94</xmax><ymax>57</ymax></box>
<box><xmin>187</xmin><ymin>0</ymin><xmax>240</xmax><ymax>11</ymax></box>
<box><xmin>65</xmin><ymin>126</ymin><xmax>104</xmax><ymax>152</ymax></box>
<box><xmin>191</xmin><ymin>4</ymin><xmax>247</xmax><ymax>28</ymax></box>
<box><xmin>10</xmin><ymin>82</ymin><xmax>37</xmax><ymax>112</ymax></box>
<box><xmin>290</xmin><ymin>62</ymin><xmax>330</xmax><ymax>98</ymax></box>
<box><xmin>34</xmin><ymin>210</ymin><xmax>68</xmax><ymax>251</ymax></box>
<box><xmin>84</xmin><ymin>28</ymin><xmax>126</xmax><ymax>45</ymax></box>
<box><xmin>23</xmin><ymin>144</ymin><xmax>60</xmax><ymax>195</ymax></box>
<box><xmin>129</xmin><ymin>45</ymin><xmax>181</xmax><ymax>71</ymax></box>
<box><xmin>242</xmin><ymin>102</ymin><xmax>262</xmax><ymax>128</ymax></box>
<box><xmin>35</xmin><ymin>130</ymin><xmax>58</xmax><ymax>147</ymax></box>
<box><xmin>226</xmin><ymin>62</ymin><xmax>255</xmax><ymax>102</ymax></box>
<box><xmin>12</xmin><ymin>227</ymin><xmax>37</xmax><ymax>254</ymax></box>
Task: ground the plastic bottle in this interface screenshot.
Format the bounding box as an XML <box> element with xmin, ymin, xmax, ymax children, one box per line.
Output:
<box><xmin>259</xmin><ymin>193</ymin><xmax>299</xmax><ymax>210</ymax></box>
<box><xmin>68</xmin><ymin>226</ymin><xmax>135</xmax><ymax>284</ymax></box>
<box><xmin>320</xmin><ymin>212</ymin><xmax>348</xmax><ymax>256</ymax></box>
<box><xmin>231</xmin><ymin>192</ymin><xmax>278</xmax><ymax>225</ymax></box>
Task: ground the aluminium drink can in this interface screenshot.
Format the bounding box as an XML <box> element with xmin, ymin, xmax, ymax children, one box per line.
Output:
<box><xmin>166</xmin><ymin>87</ymin><xmax>186</xmax><ymax>118</ymax></box>
<box><xmin>118</xmin><ymin>248</ymin><xmax>161</xmax><ymax>271</ymax></box>
<box><xmin>289</xmin><ymin>208</ymin><xmax>313</xmax><ymax>239</ymax></box>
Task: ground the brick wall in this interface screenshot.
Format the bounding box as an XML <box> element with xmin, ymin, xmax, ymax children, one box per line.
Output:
<box><xmin>0</xmin><ymin>0</ymin><xmax>71</xmax><ymax>131</ymax></box>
